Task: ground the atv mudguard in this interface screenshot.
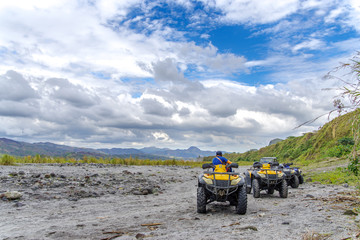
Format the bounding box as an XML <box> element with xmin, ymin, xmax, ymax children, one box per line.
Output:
<box><xmin>198</xmin><ymin>175</ymin><xmax>207</xmax><ymax>187</ymax></box>
<box><xmin>244</xmin><ymin>171</ymin><xmax>252</xmax><ymax>189</ymax></box>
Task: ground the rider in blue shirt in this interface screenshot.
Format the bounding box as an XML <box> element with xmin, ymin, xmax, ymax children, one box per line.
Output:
<box><xmin>212</xmin><ymin>151</ymin><xmax>232</xmax><ymax>171</ymax></box>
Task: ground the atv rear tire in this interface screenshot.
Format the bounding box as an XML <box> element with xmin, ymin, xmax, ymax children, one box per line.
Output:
<box><xmin>252</xmin><ymin>178</ymin><xmax>260</xmax><ymax>198</ymax></box>
<box><xmin>197</xmin><ymin>187</ymin><xmax>207</xmax><ymax>213</ymax></box>
<box><xmin>290</xmin><ymin>175</ymin><xmax>299</xmax><ymax>188</ymax></box>
<box><xmin>279</xmin><ymin>179</ymin><xmax>288</xmax><ymax>198</ymax></box>
<box><xmin>299</xmin><ymin>175</ymin><xmax>304</xmax><ymax>184</ymax></box>
<box><xmin>236</xmin><ymin>185</ymin><xmax>247</xmax><ymax>215</ymax></box>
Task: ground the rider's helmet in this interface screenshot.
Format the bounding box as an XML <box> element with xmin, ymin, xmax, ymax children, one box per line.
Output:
<box><xmin>216</xmin><ymin>151</ymin><xmax>222</xmax><ymax>156</ymax></box>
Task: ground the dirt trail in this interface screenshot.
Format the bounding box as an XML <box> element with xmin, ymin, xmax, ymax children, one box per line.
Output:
<box><xmin>0</xmin><ymin>164</ymin><xmax>359</xmax><ymax>240</ymax></box>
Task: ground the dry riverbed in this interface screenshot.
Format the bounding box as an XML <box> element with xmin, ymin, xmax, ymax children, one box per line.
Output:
<box><xmin>1</xmin><ymin>163</ymin><xmax>359</xmax><ymax>240</ymax></box>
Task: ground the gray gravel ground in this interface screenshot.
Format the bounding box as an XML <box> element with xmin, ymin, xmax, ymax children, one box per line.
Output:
<box><xmin>0</xmin><ymin>164</ymin><xmax>359</xmax><ymax>240</ymax></box>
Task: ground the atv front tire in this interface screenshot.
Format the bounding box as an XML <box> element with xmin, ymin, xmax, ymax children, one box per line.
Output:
<box><xmin>236</xmin><ymin>185</ymin><xmax>247</xmax><ymax>215</ymax></box>
<box><xmin>197</xmin><ymin>187</ymin><xmax>207</xmax><ymax>213</ymax></box>
<box><xmin>252</xmin><ymin>178</ymin><xmax>260</xmax><ymax>198</ymax></box>
<box><xmin>279</xmin><ymin>179</ymin><xmax>288</xmax><ymax>198</ymax></box>
<box><xmin>290</xmin><ymin>175</ymin><xmax>299</xmax><ymax>188</ymax></box>
<box><xmin>299</xmin><ymin>175</ymin><xmax>304</xmax><ymax>184</ymax></box>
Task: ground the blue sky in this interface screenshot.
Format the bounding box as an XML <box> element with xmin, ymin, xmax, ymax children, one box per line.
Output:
<box><xmin>0</xmin><ymin>0</ymin><xmax>359</xmax><ymax>153</ymax></box>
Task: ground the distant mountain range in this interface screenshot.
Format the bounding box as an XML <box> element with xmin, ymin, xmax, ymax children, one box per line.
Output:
<box><xmin>0</xmin><ymin>138</ymin><xmax>215</xmax><ymax>160</ymax></box>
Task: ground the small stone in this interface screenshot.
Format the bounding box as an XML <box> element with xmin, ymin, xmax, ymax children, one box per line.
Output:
<box><xmin>135</xmin><ymin>233</ymin><xmax>145</xmax><ymax>239</ymax></box>
<box><xmin>133</xmin><ymin>190</ymin><xmax>144</xmax><ymax>195</ymax></box>
<box><xmin>343</xmin><ymin>183</ymin><xmax>349</xmax><ymax>188</ymax></box>
<box><xmin>305</xmin><ymin>194</ymin><xmax>315</xmax><ymax>198</ymax></box>
<box><xmin>141</xmin><ymin>189</ymin><xmax>149</xmax><ymax>195</ymax></box>
<box><xmin>18</xmin><ymin>171</ymin><xmax>25</xmax><ymax>175</ymax></box>
<box><xmin>282</xmin><ymin>222</ymin><xmax>290</xmax><ymax>225</ymax></box>
<box><xmin>13</xmin><ymin>202</ymin><xmax>25</xmax><ymax>208</ymax></box>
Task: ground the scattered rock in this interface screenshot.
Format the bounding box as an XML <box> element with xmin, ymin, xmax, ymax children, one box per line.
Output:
<box><xmin>305</xmin><ymin>194</ymin><xmax>315</xmax><ymax>198</ymax></box>
<box><xmin>4</xmin><ymin>191</ymin><xmax>22</xmax><ymax>200</ymax></box>
<box><xmin>343</xmin><ymin>183</ymin><xmax>349</xmax><ymax>188</ymax></box>
<box><xmin>238</xmin><ymin>226</ymin><xmax>258</xmax><ymax>231</ymax></box>
<box><xmin>135</xmin><ymin>233</ymin><xmax>145</xmax><ymax>239</ymax></box>
<box><xmin>123</xmin><ymin>170</ymin><xmax>132</xmax><ymax>175</ymax></box>
<box><xmin>343</xmin><ymin>209</ymin><xmax>358</xmax><ymax>216</ymax></box>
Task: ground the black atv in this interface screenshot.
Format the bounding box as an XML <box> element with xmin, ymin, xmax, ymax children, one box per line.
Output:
<box><xmin>282</xmin><ymin>162</ymin><xmax>304</xmax><ymax>185</ymax></box>
<box><xmin>244</xmin><ymin>160</ymin><xmax>288</xmax><ymax>198</ymax></box>
<box><xmin>197</xmin><ymin>162</ymin><xmax>247</xmax><ymax>214</ymax></box>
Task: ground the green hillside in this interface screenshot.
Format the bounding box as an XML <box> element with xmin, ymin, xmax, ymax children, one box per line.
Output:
<box><xmin>206</xmin><ymin>110</ymin><xmax>358</xmax><ymax>166</ymax></box>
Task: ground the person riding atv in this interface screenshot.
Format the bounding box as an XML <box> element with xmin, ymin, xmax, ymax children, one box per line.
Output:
<box><xmin>197</xmin><ymin>152</ymin><xmax>247</xmax><ymax>214</ymax></box>
<box><xmin>244</xmin><ymin>157</ymin><xmax>288</xmax><ymax>198</ymax></box>
<box><xmin>212</xmin><ymin>151</ymin><xmax>232</xmax><ymax>171</ymax></box>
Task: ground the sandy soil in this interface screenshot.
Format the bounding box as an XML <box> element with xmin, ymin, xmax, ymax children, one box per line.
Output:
<box><xmin>0</xmin><ymin>164</ymin><xmax>359</xmax><ymax>240</ymax></box>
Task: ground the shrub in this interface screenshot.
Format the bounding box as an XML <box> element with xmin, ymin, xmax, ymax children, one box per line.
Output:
<box><xmin>338</xmin><ymin>137</ymin><xmax>354</xmax><ymax>146</ymax></box>
<box><xmin>1</xmin><ymin>155</ymin><xmax>15</xmax><ymax>165</ymax></box>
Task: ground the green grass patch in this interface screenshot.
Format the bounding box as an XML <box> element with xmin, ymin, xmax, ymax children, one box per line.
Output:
<box><xmin>306</xmin><ymin>167</ymin><xmax>360</xmax><ymax>187</ymax></box>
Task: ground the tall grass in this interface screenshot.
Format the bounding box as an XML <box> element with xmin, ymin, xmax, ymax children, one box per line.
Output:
<box><xmin>0</xmin><ymin>154</ymin><xmax>252</xmax><ymax>168</ymax></box>
<box><xmin>1</xmin><ymin>154</ymin><xmax>204</xmax><ymax>167</ymax></box>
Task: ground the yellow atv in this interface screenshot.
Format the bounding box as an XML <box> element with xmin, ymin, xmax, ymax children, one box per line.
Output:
<box><xmin>197</xmin><ymin>163</ymin><xmax>247</xmax><ymax>214</ymax></box>
<box><xmin>244</xmin><ymin>160</ymin><xmax>288</xmax><ymax>198</ymax></box>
